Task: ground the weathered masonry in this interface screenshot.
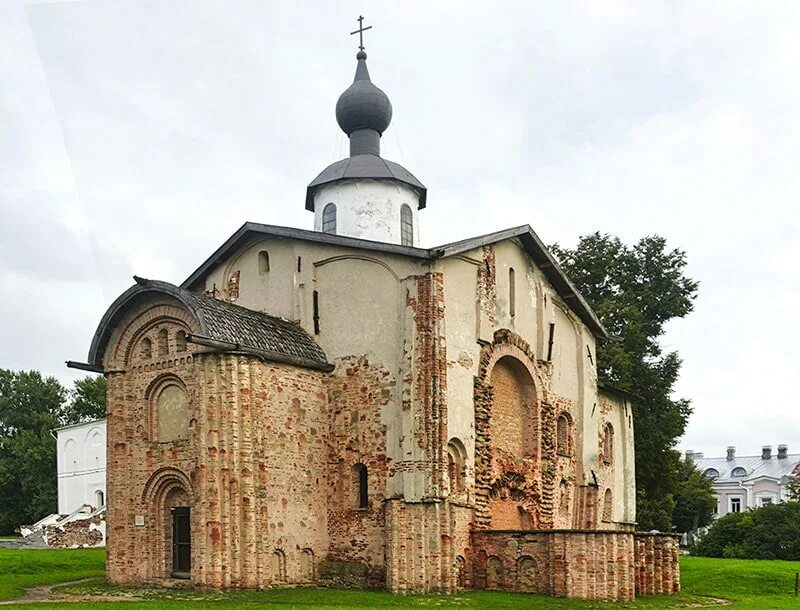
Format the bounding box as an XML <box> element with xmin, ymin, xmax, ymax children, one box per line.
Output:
<box><xmin>73</xmin><ymin>38</ymin><xmax>679</xmax><ymax>601</ymax></box>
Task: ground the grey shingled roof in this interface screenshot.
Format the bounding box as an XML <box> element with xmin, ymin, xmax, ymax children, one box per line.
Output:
<box><xmin>182</xmin><ymin>223</ymin><xmax>608</xmax><ymax>339</ymax></box>
<box><xmin>306</xmin><ymin>154</ymin><xmax>427</xmax><ymax>211</ymax></box>
<box><xmin>693</xmin><ymin>453</ymin><xmax>800</xmax><ymax>483</ymax></box>
<box><xmin>88</xmin><ymin>279</ymin><xmax>331</xmax><ymax>371</ymax></box>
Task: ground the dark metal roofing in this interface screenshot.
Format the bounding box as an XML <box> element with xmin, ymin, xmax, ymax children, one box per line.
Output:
<box><xmin>88</xmin><ymin>278</ymin><xmax>331</xmax><ymax>371</ymax></box>
<box><xmin>335</xmin><ymin>51</ymin><xmax>393</xmax><ymax>136</ymax></box>
<box><xmin>181</xmin><ymin>223</ymin><xmax>608</xmax><ymax>339</ymax></box>
<box><xmin>305</xmin><ymin>154</ymin><xmax>427</xmax><ymax>211</ymax></box>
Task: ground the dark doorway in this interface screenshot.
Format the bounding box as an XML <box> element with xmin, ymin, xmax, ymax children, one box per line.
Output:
<box><xmin>171</xmin><ymin>507</ymin><xmax>190</xmax><ymax>578</ymax></box>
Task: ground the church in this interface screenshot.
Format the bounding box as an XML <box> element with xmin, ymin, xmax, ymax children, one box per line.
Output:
<box><xmin>72</xmin><ymin>28</ymin><xmax>679</xmax><ymax>601</ymax></box>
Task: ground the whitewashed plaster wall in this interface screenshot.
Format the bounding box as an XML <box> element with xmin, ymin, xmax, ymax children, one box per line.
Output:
<box><xmin>56</xmin><ymin>419</ymin><xmax>107</xmax><ymax>514</ymax></box>
<box><xmin>596</xmin><ymin>392</ymin><xmax>637</xmax><ymax>525</ymax></box>
<box><xmin>312</xmin><ymin>179</ymin><xmax>421</xmax><ymax>245</ymax></box>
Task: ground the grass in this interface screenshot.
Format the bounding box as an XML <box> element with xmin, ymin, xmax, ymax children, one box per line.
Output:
<box><xmin>3</xmin><ymin>549</ymin><xmax>800</xmax><ymax>608</ymax></box>
<box><xmin>0</xmin><ymin>548</ymin><xmax>105</xmax><ymax>600</ymax></box>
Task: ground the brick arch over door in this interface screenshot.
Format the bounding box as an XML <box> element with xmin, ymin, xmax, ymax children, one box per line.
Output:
<box><xmin>474</xmin><ymin>329</ymin><xmax>557</xmax><ymax>530</ymax></box>
<box><xmin>140</xmin><ymin>467</ymin><xmax>194</xmax><ymax>580</ymax></box>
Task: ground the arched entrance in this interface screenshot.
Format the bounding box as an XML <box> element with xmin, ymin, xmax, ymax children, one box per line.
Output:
<box><xmin>142</xmin><ymin>468</ymin><xmax>193</xmax><ymax>579</ymax></box>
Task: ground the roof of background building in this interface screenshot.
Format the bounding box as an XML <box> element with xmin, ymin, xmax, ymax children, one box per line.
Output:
<box><xmin>693</xmin><ymin>453</ymin><xmax>800</xmax><ymax>483</ymax></box>
<box><xmin>181</xmin><ymin>223</ymin><xmax>608</xmax><ymax>339</ymax></box>
<box><xmin>87</xmin><ymin>278</ymin><xmax>332</xmax><ymax>372</ymax></box>
<box><xmin>53</xmin><ymin>418</ymin><xmax>107</xmax><ymax>433</ymax></box>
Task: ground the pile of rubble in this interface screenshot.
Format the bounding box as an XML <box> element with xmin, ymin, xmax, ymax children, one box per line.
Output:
<box><xmin>20</xmin><ymin>504</ymin><xmax>106</xmax><ymax>549</ymax></box>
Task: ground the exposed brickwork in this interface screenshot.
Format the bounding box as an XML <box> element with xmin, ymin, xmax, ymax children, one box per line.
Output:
<box><xmin>105</xmin><ymin>301</ymin><xmax>329</xmax><ymax>588</ymax></box>
<box><xmin>405</xmin><ymin>272</ymin><xmax>448</xmax><ymax>498</ymax></box>
<box><xmin>471</xmin><ymin>530</ymin><xmax>636</xmax><ymax>601</ymax></box>
<box><xmin>325</xmin><ymin>355</ymin><xmax>392</xmax><ymax>586</ymax></box>
<box><xmin>97</xmin><ymin>253</ymin><xmax>680</xmax><ymax>602</ymax></box>
<box><xmin>473</xmin><ymin>330</ymin><xmax>556</xmax><ymax>530</ymax></box>
<box><xmin>634</xmin><ymin>533</ymin><xmax>681</xmax><ymax>595</ymax></box>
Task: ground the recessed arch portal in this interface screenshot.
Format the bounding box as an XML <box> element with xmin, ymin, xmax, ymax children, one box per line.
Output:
<box><xmin>141</xmin><ymin>467</ymin><xmax>193</xmax><ymax>580</ymax></box>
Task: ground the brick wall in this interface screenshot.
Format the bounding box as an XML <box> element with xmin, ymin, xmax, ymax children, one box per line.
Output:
<box><xmin>471</xmin><ymin>530</ymin><xmax>636</xmax><ymax>601</ymax></box>
<box><xmin>104</xmin><ymin>301</ymin><xmax>329</xmax><ymax>588</ymax></box>
<box><xmin>634</xmin><ymin>533</ymin><xmax>681</xmax><ymax>595</ymax></box>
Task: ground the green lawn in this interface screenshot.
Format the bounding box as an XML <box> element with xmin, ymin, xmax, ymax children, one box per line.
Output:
<box><xmin>0</xmin><ymin>548</ymin><xmax>105</xmax><ymax>601</ymax></box>
<box><xmin>3</xmin><ymin>549</ymin><xmax>800</xmax><ymax>608</ymax></box>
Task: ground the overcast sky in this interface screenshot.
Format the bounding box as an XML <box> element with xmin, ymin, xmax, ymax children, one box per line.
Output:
<box><xmin>2</xmin><ymin>1</ymin><xmax>798</xmax><ymax>457</ymax></box>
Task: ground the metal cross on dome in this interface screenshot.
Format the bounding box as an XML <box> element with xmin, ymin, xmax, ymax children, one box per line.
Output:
<box><xmin>350</xmin><ymin>15</ymin><xmax>372</xmax><ymax>52</ymax></box>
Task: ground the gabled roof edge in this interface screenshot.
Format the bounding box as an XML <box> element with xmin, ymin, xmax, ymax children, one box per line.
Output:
<box><xmin>431</xmin><ymin>225</ymin><xmax>608</xmax><ymax>339</ymax></box>
<box><xmin>180</xmin><ymin>223</ymin><xmax>608</xmax><ymax>340</ymax></box>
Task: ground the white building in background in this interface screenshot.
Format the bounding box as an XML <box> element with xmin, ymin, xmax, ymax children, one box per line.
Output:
<box><xmin>55</xmin><ymin>419</ymin><xmax>107</xmax><ymax>513</ymax></box>
<box><xmin>689</xmin><ymin>445</ymin><xmax>800</xmax><ymax>518</ymax></box>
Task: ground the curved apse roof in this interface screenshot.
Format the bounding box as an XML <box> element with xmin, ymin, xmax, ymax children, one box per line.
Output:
<box><xmin>306</xmin><ymin>154</ymin><xmax>427</xmax><ymax>211</ymax></box>
<box><xmin>88</xmin><ymin>278</ymin><xmax>331</xmax><ymax>372</ymax></box>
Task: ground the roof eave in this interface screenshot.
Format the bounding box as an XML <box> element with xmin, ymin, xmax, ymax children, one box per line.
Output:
<box><xmin>432</xmin><ymin>225</ymin><xmax>609</xmax><ymax>340</ymax></box>
<box><xmin>305</xmin><ymin>178</ymin><xmax>427</xmax><ymax>211</ymax></box>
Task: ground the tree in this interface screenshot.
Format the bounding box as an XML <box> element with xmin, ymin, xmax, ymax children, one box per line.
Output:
<box><xmin>694</xmin><ymin>502</ymin><xmax>800</xmax><ymax>560</ymax></box>
<box><xmin>551</xmin><ymin>233</ymin><xmax>699</xmax><ymax>531</ymax></box>
<box><xmin>671</xmin><ymin>453</ymin><xmax>716</xmax><ymax>533</ymax></box>
<box><xmin>786</xmin><ymin>476</ymin><xmax>800</xmax><ymax>502</ymax></box>
<box><xmin>0</xmin><ymin>371</ymin><xmax>106</xmax><ymax>534</ymax></box>
<box><xmin>64</xmin><ymin>375</ymin><xmax>107</xmax><ymax>424</ymax></box>
<box><xmin>0</xmin><ymin>370</ymin><xmax>66</xmax><ymax>534</ymax></box>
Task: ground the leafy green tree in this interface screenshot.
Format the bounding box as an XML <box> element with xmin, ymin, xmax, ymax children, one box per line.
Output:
<box><xmin>0</xmin><ymin>370</ymin><xmax>66</xmax><ymax>534</ymax></box>
<box><xmin>671</xmin><ymin>452</ymin><xmax>716</xmax><ymax>533</ymax></box>
<box><xmin>695</xmin><ymin>502</ymin><xmax>800</xmax><ymax>560</ymax></box>
<box><xmin>64</xmin><ymin>375</ymin><xmax>107</xmax><ymax>424</ymax></box>
<box><xmin>552</xmin><ymin>233</ymin><xmax>698</xmax><ymax>531</ymax></box>
<box><xmin>0</xmin><ymin>371</ymin><xmax>106</xmax><ymax>534</ymax></box>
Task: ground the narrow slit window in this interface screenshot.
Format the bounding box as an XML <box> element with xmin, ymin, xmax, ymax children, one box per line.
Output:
<box><xmin>175</xmin><ymin>330</ymin><xmax>187</xmax><ymax>352</ymax></box>
<box><xmin>509</xmin><ymin>267</ymin><xmax>516</xmax><ymax>317</ymax></box>
<box><xmin>602</xmin><ymin>489</ymin><xmax>612</xmax><ymax>521</ymax></box>
<box><xmin>258</xmin><ymin>251</ymin><xmax>270</xmax><ymax>274</ymax></box>
<box><xmin>400</xmin><ymin>204</ymin><xmax>413</xmax><ymax>246</ymax></box>
<box><xmin>352</xmin><ymin>463</ymin><xmax>368</xmax><ymax>509</ymax></box>
<box><xmin>322</xmin><ymin>203</ymin><xmax>337</xmax><ymax>234</ymax></box>
<box><xmin>312</xmin><ymin>290</ymin><xmax>320</xmax><ymax>335</ymax></box>
<box><xmin>546</xmin><ymin>323</ymin><xmax>555</xmax><ymax>361</ymax></box>
<box><xmin>157</xmin><ymin>329</ymin><xmax>169</xmax><ymax>356</ymax></box>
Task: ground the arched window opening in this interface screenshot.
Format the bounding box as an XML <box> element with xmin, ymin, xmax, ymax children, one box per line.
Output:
<box><xmin>486</xmin><ymin>556</ymin><xmax>503</xmax><ymax>589</ymax></box>
<box><xmin>271</xmin><ymin>549</ymin><xmax>287</xmax><ymax>582</ymax></box>
<box><xmin>731</xmin><ymin>466</ymin><xmax>747</xmax><ymax>477</ymax></box>
<box><xmin>455</xmin><ymin>556</ymin><xmax>466</xmax><ymax>589</ymax></box>
<box><xmin>602</xmin><ymin>488</ymin><xmax>613</xmax><ymax>522</ymax></box>
<box><xmin>140</xmin><ymin>338</ymin><xmax>152</xmax><ymax>359</ymax></box>
<box><xmin>95</xmin><ymin>490</ymin><xmax>105</xmax><ymax>508</ymax></box>
<box><xmin>352</xmin><ymin>463</ymin><xmax>368</xmax><ymax>509</ymax></box>
<box><xmin>508</xmin><ymin>267</ymin><xmax>516</xmax><ymax>317</ymax></box>
<box><xmin>322</xmin><ymin>203</ymin><xmax>337</xmax><ymax>234</ymax></box>
<box><xmin>556</xmin><ymin>413</ymin><xmax>571</xmax><ymax>456</ymax></box>
<box><xmin>400</xmin><ymin>204</ymin><xmax>413</xmax><ymax>246</ymax></box>
<box><xmin>175</xmin><ymin>330</ymin><xmax>187</xmax><ymax>352</ymax></box>
<box><xmin>447</xmin><ymin>438</ymin><xmax>467</xmax><ymax>494</ymax></box>
<box><xmin>300</xmin><ymin>548</ymin><xmax>315</xmax><ymax>581</ymax></box>
<box><xmin>157</xmin><ymin>328</ymin><xmax>169</xmax><ymax>356</ymax></box>
<box><xmin>156</xmin><ymin>383</ymin><xmax>189</xmax><ymax>442</ymax></box>
<box><xmin>258</xmin><ymin>250</ymin><xmax>270</xmax><ymax>274</ymax></box>
<box><xmin>602</xmin><ymin>423</ymin><xmax>614</xmax><ymax>464</ymax></box>
<box><xmin>517</xmin><ymin>556</ymin><xmax>536</xmax><ymax>590</ymax></box>
<box><xmin>704</xmin><ymin>468</ymin><xmax>720</xmax><ymax>479</ymax></box>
